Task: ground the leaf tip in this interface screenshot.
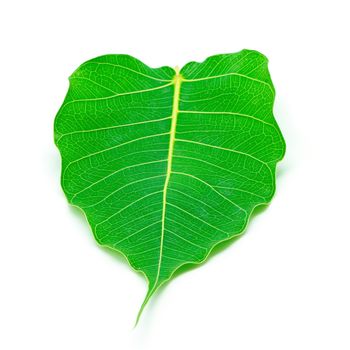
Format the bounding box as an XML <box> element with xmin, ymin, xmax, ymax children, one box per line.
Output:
<box><xmin>134</xmin><ymin>288</ymin><xmax>153</xmax><ymax>327</ymax></box>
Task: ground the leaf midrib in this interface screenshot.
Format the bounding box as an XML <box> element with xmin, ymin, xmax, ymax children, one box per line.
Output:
<box><xmin>156</xmin><ymin>67</ymin><xmax>182</xmax><ymax>291</ymax></box>
<box><xmin>135</xmin><ymin>67</ymin><xmax>181</xmax><ymax>324</ymax></box>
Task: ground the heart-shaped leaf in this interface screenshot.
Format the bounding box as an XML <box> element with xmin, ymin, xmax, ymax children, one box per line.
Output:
<box><xmin>54</xmin><ymin>50</ymin><xmax>285</xmax><ymax>322</ymax></box>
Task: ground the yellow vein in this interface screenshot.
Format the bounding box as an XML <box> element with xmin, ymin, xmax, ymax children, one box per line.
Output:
<box><xmin>164</xmin><ymin>228</ymin><xmax>207</xmax><ymax>251</ymax></box>
<box><xmin>175</xmin><ymin>138</ymin><xmax>268</xmax><ymax>166</ymax></box>
<box><xmin>70</xmin><ymin>76</ymin><xmax>119</xmax><ymax>94</ymax></box>
<box><xmin>64</xmin><ymin>132</ymin><xmax>169</xmax><ymax>172</ymax></box>
<box><xmin>178</xmin><ymin>110</ymin><xmax>275</xmax><ymax>127</ymax></box>
<box><xmin>57</xmin><ymin>116</ymin><xmax>172</xmax><ymax>142</ymax></box>
<box><xmin>168</xmin><ymin>187</ymin><xmax>238</xmax><ymax>221</ymax></box>
<box><xmin>61</xmin><ymin>81</ymin><xmax>173</xmax><ymax>109</ymax></box>
<box><xmin>80</xmin><ymin>61</ymin><xmax>173</xmax><ymax>82</ymax></box>
<box><xmin>167</xmin><ymin>202</ymin><xmax>230</xmax><ymax>235</ymax></box>
<box><xmin>172</xmin><ymin>171</ymin><xmax>246</xmax><ymax>214</ymax></box>
<box><xmin>95</xmin><ymin>190</ymin><xmax>163</xmax><ymax>229</ymax></box>
<box><xmin>70</xmin><ymin>159</ymin><xmax>167</xmax><ymax>201</ymax></box>
<box><xmin>182</xmin><ymin>72</ymin><xmax>274</xmax><ymax>95</ymax></box>
<box><xmin>154</xmin><ymin>67</ymin><xmax>182</xmax><ymax>291</ymax></box>
<box><xmin>110</xmin><ymin>221</ymin><xmax>162</xmax><ymax>247</ymax></box>
<box><xmin>79</xmin><ymin>175</ymin><xmax>166</xmax><ymax>209</ymax></box>
<box><xmin>173</xmin><ymin>155</ymin><xmax>262</xmax><ymax>183</ymax></box>
<box><xmin>109</xmin><ymin>209</ymin><xmax>163</xmax><ymax>238</ymax></box>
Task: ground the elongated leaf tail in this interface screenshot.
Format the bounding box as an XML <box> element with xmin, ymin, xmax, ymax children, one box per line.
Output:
<box><xmin>134</xmin><ymin>284</ymin><xmax>158</xmax><ymax>327</ymax></box>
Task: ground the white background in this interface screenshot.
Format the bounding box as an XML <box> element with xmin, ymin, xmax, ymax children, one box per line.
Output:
<box><xmin>1</xmin><ymin>0</ymin><xmax>349</xmax><ymax>349</ymax></box>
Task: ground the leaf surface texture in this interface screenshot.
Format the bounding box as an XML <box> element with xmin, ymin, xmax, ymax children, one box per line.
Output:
<box><xmin>54</xmin><ymin>50</ymin><xmax>286</xmax><ymax>320</ymax></box>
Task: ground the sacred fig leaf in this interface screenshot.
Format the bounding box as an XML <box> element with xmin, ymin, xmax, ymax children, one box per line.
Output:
<box><xmin>54</xmin><ymin>50</ymin><xmax>285</xmax><ymax>323</ymax></box>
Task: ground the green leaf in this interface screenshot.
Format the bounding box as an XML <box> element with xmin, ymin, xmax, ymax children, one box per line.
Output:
<box><xmin>54</xmin><ymin>50</ymin><xmax>285</xmax><ymax>323</ymax></box>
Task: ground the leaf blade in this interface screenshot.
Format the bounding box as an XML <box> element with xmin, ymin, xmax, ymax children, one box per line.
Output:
<box><xmin>54</xmin><ymin>50</ymin><xmax>285</xmax><ymax>323</ymax></box>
